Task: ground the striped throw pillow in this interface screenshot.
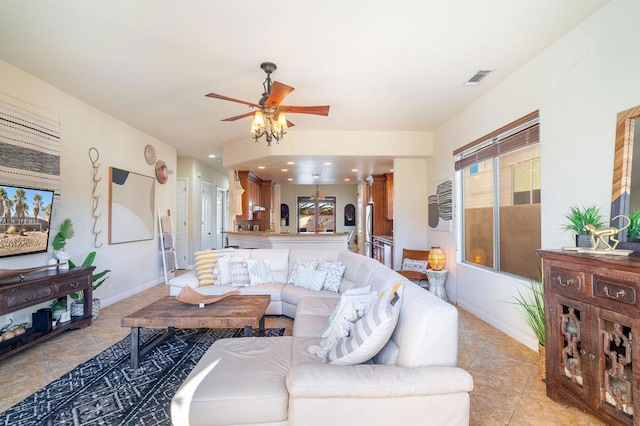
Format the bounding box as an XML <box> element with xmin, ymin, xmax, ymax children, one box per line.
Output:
<box><xmin>193</xmin><ymin>249</ymin><xmax>233</xmax><ymax>286</ymax></box>
<box><xmin>326</xmin><ymin>283</ymin><xmax>403</xmax><ymax>365</ymax></box>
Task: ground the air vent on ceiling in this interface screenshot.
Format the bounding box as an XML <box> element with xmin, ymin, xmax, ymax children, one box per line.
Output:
<box><xmin>464</xmin><ymin>70</ymin><xmax>492</xmax><ymax>86</ymax></box>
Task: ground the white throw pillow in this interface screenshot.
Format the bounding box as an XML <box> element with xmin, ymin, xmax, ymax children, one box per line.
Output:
<box><xmin>214</xmin><ymin>256</ymin><xmax>232</xmax><ymax>286</ymax></box>
<box><xmin>229</xmin><ymin>257</ymin><xmax>251</xmax><ymax>287</ymax></box>
<box><xmin>318</xmin><ymin>261</ymin><xmax>346</xmax><ymax>292</ymax></box>
<box><xmin>293</xmin><ymin>269</ymin><xmax>327</xmax><ymax>291</ymax></box>
<box><xmin>288</xmin><ymin>260</ymin><xmax>318</xmax><ymax>284</ymax></box>
<box><xmin>326</xmin><ymin>283</ymin><xmax>404</xmax><ymax>365</ymax></box>
<box><xmin>401</xmin><ymin>258</ymin><xmax>428</xmax><ymax>273</ymax></box>
<box><xmin>308</xmin><ymin>287</ymin><xmax>377</xmax><ymax>358</ymax></box>
<box><xmin>246</xmin><ymin>259</ymin><xmax>273</xmax><ymax>285</ymax></box>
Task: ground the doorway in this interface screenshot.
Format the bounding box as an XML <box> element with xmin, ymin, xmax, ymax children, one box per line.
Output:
<box><xmin>175</xmin><ymin>178</ymin><xmax>188</xmax><ymax>269</ymax></box>
<box><xmin>216</xmin><ymin>187</ymin><xmax>226</xmax><ymax>249</ymax></box>
<box><xmin>202</xmin><ymin>181</ymin><xmax>214</xmax><ymax>250</ymax></box>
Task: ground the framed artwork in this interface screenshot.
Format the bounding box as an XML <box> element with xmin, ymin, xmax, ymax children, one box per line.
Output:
<box><xmin>109</xmin><ymin>167</ymin><xmax>155</xmax><ymax>244</ymax></box>
<box><xmin>428</xmin><ymin>178</ymin><xmax>452</xmax><ymax>232</ymax></box>
<box><xmin>344</xmin><ymin>203</ymin><xmax>355</xmax><ymax>226</ymax></box>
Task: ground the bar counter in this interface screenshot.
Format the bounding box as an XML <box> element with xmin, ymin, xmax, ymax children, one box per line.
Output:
<box><xmin>224</xmin><ymin>231</ymin><xmax>349</xmax><ymax>251</ymax></box>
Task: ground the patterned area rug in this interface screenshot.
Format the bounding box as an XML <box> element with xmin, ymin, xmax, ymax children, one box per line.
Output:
<box><xmin>0</xmin><ymin>327</ymin><xmax>285</xmax><ymax>426</ymax></box>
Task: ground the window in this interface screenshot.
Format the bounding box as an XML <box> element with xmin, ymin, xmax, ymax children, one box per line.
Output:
<box><xmin>454</xmin><ymin>111</ymin><xmax>541</xmax><ymax>279</ymax></box>
<box><xmin>297</xmin><ymin>196</ymin><xmax>336</xmax><ymax>232</ymax></box>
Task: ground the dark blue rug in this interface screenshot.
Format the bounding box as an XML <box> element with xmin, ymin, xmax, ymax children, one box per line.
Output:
<box><xmin>0</xmin><ymin>327</ymin><xmax>285</xmax><ymax>426</ymax></box>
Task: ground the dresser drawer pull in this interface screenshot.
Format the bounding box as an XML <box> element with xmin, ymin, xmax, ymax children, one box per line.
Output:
<box><xmin>24</xmin><ymin>294</ymin><xmax>36</xmax><ymax>302</ymax></box>
<box><xmin>556</xmin><ymin>276</ymin><xmax>575</xmax><ymax>287</ymax></box>
<box><xmin>70</xmin><ymin>282</ymin><xmax>79</xmax><ymax>289</ymax></box>
<box><xmin>603</xmin><ymin>286</ymin><xmax>625</xmax><ymax>299</ymax></box>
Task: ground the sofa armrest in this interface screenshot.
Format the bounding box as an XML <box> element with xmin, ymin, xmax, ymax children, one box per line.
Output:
<box><xmin>287</xmin><ymin>363</ymin><xmax>473</xmax><ymax>398</ymax></box>
<box><xmin>167</xmin><ymin>271</ymin><xmax>199</xmax><ymax>289</ymax></box>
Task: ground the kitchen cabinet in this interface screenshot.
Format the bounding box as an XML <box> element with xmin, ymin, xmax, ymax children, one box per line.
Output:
<box><xmin>384</xmin><ymin>173</ymin><xmax>393</xmax><ymax>220</ymax></box>
<box><xmin>236</xmin><ymin>171</ymin><xmax>262</xmax><ymax>220</ymax></box>
<box><xmin>367</xmin><ymin>175</ymin><xmax>393</xmax><ymax>237</ymax></box>
<box><xmin>538</xmin><ymin>250</ymin><xmax>640</xmax><ymax>425</ymax></box>
<box><xmin>373</xmin><ymin>236</ymin><xmax>393</xmax><ymax>269</ymax></box>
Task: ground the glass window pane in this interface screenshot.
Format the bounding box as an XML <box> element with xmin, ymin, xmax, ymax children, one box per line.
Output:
<box><xmin>498</xmin><ymin>145</ymin><xmax>541</xmax><ymax>278</ymax></box>
<box><xmin>463</xmin><ymin>159</ymin><xmax>494</xmax><ymax>268</ymax></box>
<box><xmin>298</xmin><ymin>201</ymin><xmax>315</xmax><ymax>232</ymax></box>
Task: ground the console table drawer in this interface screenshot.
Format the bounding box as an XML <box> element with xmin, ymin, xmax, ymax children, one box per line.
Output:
<box><xmin>549</xmin><ymin>267</ymin><xmax>584</xmax><ymax>294</ymax></box>
<box><xmin>5</xmin><ymin>287</ymin><xmax>53</xmax><ymax>311</ymax></box>
<box><xmin>54</xmin><ymin>279</ymin><xmax>87</xmax><ymax>295</ymax></box>
<box><xmin>593</xmin><ymin>277</ymin><xmax>637</xmax><ymax>306</ymax></box>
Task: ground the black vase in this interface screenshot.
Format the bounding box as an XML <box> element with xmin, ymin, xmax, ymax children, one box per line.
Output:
<box><xmin>575</xmin><ymin>234</ymin><xmax>592</xmax><ymax>248</ymax></box>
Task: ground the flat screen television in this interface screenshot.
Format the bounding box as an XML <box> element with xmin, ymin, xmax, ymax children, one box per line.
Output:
<box><xmin>0</xmin><ymin>184</ymin><xmax>55</xmax><ymax>259</ymax></box>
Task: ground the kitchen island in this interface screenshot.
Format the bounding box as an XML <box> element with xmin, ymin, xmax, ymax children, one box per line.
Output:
<box><xmin>224</xmin><ymin>231</ymin><xmax>349</xmax><ymax>251</ymax></box>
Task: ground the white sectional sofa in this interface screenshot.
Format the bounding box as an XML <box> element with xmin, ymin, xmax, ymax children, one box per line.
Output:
<box><xmin>169</xmin><ymin>249</ymin><xmax>474</xmax><ymax>426</ymax></box>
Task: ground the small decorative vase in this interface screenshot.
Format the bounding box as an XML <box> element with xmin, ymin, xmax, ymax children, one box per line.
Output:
<box><xmin>92</xmin><ymin>299</ymin><xmax>101</xmax><ymax>320</ymax></box>
<box><xmin>70</xmin><ymin>301</ymin><xmax>84</xmax><ymax>317</ymax></box>
<box><xmin>56</xmin><ymin>249</ymin><xmax>70</xmax><ymax>270</ymax></box>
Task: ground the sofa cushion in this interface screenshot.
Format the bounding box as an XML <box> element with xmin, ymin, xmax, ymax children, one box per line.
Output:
<box><xmin>287</xmin><ymin>260</ymin><xmax>318</xmax><ymax>284</ymax></box>
<box><xmin>327</xmin><ymin>283</ymin><xmax>404</xmax><ymax>365</ymax></box>
<box><xmin>293</xmin><ymin>269</ymin><xmax>327</xmax><ymax>291</ymax></box>
<box><xmin>246</xmin><ymin>258</ymin><xmax>273</xmax><ymax>285</ymax></box>
<box><xmin>318</xmin><ymin>261</ymin><xmax>346</xmax><ymax>292</ymax></box>
<box><xmin>229</xmin><ymin>257</ymin><xmax>251</xmax><ymax>287</ymax></box>
<box><xmin>174</xmin><ymin>337</ymin><xmax>294</xmax><ymax>426</ymax></box>
<box><xmin>248</xmin><ymin>249</ymin><xmax>290</xmax><ymax>283</ymax></box>
<box><xmin>193</xmin><ymin>249</ymin><xmax>232</xmax><ymax>286</ymax></box>
<box><xmin>309</xmin><ymin>287</ymin><xmax>377</xmax><ymax>358</ymax></box>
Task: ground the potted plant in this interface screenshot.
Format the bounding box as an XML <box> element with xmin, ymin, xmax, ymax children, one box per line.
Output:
<box><xmin>68</xmin><ymin>251</ymin><xmax>111</xmax><ymax>320</ymax></box>
<box><xmin>513</xmin><ymin>277</ymin><xmax>545</xmax><ymax>379</ymax></box>
<box><xmin>51</xmin><ymin>218</ymin><xmax>74</xmax><ymax>269</ymax></box>
<box><xmin>561</xmin><ymin>205</ymin><xmax>605</xmax><ymax>247</ymax></box>
<box><xmin>627</xmin><ymin>209</ymin><xmax>640</xmax><ymax>241</ymax></box>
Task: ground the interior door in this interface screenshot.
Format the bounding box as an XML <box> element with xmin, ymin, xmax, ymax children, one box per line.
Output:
<box><xmin>216</xmin><ymin>187</ymin><xmax>226</xmax><ymax>249</ymax></box>
<box><xmin>175</xmin><ymin>178</ymin><xmax>188</xmax><ymax>268</ymax></box>
<box><xmin>201</xmin><ymin>181</ymin><xmax>214</xmax><ymax>250</ymax></box>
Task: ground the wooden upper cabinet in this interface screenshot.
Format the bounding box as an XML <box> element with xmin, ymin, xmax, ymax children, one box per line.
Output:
<box><xmin>236</xmin><ymin>171</ymin><xmax>262</xmax><ymax>220</ymax></box>
<box><xmin>369</xmin><ymin>174</ymin><xmax>393</xmax><ymax>237</ymax></box>
<box><xmin>384</xmin><ymin>173</ymin><xmax>393</xmax><ymax>220</ymax></box>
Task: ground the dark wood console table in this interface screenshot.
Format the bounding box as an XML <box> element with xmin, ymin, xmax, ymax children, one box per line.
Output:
<box><xmin>0</xmin><ymin>266</ymin><xmax>95</xmax><ymax>360</ymax></box>
<box><xmin>538</xmin><ymin>250</ymin><xmax>640</xmax><ymax>425</ymax></box>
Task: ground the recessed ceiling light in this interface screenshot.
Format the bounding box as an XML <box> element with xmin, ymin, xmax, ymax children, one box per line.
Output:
<box><xmin>390</xmin><ymin>169</ymin><xmax>394</xmax><ymax>172</ymax></box>
<box><xmin>351</xmin><ymin>169</ymin><xmax>358</xmax><ymax>172</ymax></box>
<box><xmin>344</xmin><ymin>178</ymin><xmax>350</xmax><ymax>182</ymax></box>
<box><xmin>324</xmin><ymin>162</ymin><xmax>332</xmax><ymax>165</ymax></box>
<box><xmin>287</xmin><ymin>161</ymin><xmax>295</xmax><ymax>165</ymax></box>
<box><xmin>281</xmin><ymin>169</ymin><xmax>288</xmax><ymax>172</ymax></box>
<box><xmin>287</xmin><ymin>178</ymin><xmax>293</xmax><ymax>181</ymax></box>
<box><xmin>258</xmin><ymin>166</ymin><xmax>266</xmax><ymax>169</ymax></box>
<box><xmin>208</xmin><ymin>154</ymin><xmax>216</xmax><ymax>158</ymax></box>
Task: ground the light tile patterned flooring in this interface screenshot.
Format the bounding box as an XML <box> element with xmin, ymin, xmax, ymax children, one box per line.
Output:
<box><xmin>0</xmin><ymin>284</ymin><xmax>604</xmax><ymax>424</ymax></box>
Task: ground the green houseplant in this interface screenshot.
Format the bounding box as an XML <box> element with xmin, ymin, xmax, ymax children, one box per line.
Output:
<box><xmin>513</xmin><ymin>277</ymin><xmax>545</xmax><ymax>379</ymax></box>
<box><xmin>68</xmin><ymin>251</ymin><xmax>111</xmax><ymax>320</ymax></box>
<box><xmin>562</xmin><ymin>205</ymin><xmax>606</xmax><ymax>247</ymax></box>
<box><xmin>52</xmin><ymin>218</ymin><xmax>74</xmax><ymax>268</ymax></box>
<box><xmin>627</xmin><ymin>209</ymin><xmax>640</xmax><ymax>241</ymax></box>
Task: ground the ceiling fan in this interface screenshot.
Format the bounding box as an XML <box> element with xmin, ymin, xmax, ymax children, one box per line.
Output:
<box><xmin>205</xmin><ymin>62</ymin><xmax>330</xmax><ymax>145</ymax></box>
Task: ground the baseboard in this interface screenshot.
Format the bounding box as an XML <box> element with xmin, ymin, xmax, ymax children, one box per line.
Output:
<box><xmin>100</xmin><ymin>278</ymin><xmax>164</xmax><ymax>308</ymax></box>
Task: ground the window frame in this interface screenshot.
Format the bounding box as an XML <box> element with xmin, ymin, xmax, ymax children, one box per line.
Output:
<box><xmin>296</xmin><ymin>196</ymin><xmax>337</xmax><ymax>232</ymax></box>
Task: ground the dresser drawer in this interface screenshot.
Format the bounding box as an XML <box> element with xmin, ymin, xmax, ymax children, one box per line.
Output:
<box><xmin>593</xmin><ymin>277</ymin><xmax>637</xmax><ymax>306</ymax></box>
<box><xmin>5</xmin><ymin>286</ymin><xmax>54</xmax><ymax>311</ymax></box>
<box><xmin>550</xmin><ymin>267</ymin><xmax>585</xmax><ymax>294</ymax></box>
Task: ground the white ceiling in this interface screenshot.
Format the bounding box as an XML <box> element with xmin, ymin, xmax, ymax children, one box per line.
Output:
<box><xmin>0</xmin><ymin>0</ymin><xmax>610</xmax><ymax>183</ymax></box>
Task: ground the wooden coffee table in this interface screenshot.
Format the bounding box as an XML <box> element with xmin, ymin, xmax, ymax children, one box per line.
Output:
<box><xmin>121</xmin><ymin>294</ymin><xmax>270</xmax><ymax>368</ymax></box>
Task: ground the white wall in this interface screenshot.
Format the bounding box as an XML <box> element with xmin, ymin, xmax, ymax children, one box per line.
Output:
<box><xmin>176</xmin><ymin>157</ymin><xmax>229</xmax><ymax>266</ymax></box>
<box><xmin>429</xmin><ymin>0</ymin><xmax>640</xmax><ymax>350</ymax></box>
<box><xmin>0</xmin><ymin>59</ymin><xmax>177</xmax><ymax>324</ymax></box>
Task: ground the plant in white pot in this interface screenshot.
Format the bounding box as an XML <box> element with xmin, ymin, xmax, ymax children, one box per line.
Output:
<box><xmin>51</xmin><ymin>218</ymin><xmax>74</xmax><ymax>269</ymax></box>
<box><xmin>68</xmin><ymin>251</ymin><xmax>110</xmax><ymax>320</ymax></box>
<box><xmin>513</xmin><ymin>276</ymin><xmax>545</xmax><ymax>379</ymax></box>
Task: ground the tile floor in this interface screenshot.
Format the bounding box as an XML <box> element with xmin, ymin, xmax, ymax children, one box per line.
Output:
<box><xmin>0</xmin><ymin>284</ymin><xmax>604</xmax><ymax>424</ymax></box>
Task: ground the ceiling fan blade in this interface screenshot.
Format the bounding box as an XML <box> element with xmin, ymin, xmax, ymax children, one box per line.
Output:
<box><xmin>265</xmin><ymin>81</ymin><xmax>295</xmax><ymax>107</ymax></box>
<box><xmin>205</xmin><ymin>92</ymin><xmax>261</xmax><ymax>108</ymax></box>
<box><xmin>279</xmin><ymin>105</ymin><xmax>330</xmax><ymax>116</ymax></box>
<box><xmin>221</xmin><ymin>111</ymin><xmax>256</xmax><ymax>122</ymax></box>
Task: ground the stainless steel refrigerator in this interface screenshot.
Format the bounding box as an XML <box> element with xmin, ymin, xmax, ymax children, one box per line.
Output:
<box><xmin>364</xmin><ymin>203</ymin><xmax>374</xmax><ymax>257</ymax></box>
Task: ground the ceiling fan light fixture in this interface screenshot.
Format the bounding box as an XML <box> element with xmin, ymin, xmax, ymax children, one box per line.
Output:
<box><xmin>251</xmin><ymin>110</ymin><xmax>265</xmax><ymax>134</ymax></box>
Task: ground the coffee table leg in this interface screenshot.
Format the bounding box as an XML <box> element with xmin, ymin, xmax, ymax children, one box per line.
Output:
<box><xmin>243</xmin><ymin>325</ymin><xmax>251</xmax><ymax>337</ymax></box>
<box><xmin>259</xmin><ymin>314</ymin><xmax>265</xmax><ymax>334</ymax></box>
<box><xmin>131</xmin><ymin>327</ymin><xmax>140</xmax><ymax>369</ymax></box>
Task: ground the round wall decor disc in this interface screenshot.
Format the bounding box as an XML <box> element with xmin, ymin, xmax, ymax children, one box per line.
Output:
<box><xmin>155</xmin><ymin>160</ymin><xmax>168</xmax><ymax>184</ymax></box>
<box><xmin>144</xmin><ymin>144</ymin><xmax>156</xmax><ymax>165</ymax></box>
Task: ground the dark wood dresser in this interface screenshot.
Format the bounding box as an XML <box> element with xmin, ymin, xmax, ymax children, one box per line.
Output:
<box><xmin>0</xmin><ymin>266</ymin><xmax>94</xmax><ymax>360</ymax></box>
<box><xmin>538</xmin><ymin>250</ymin><xmax>640</xmax><ymax>425</ymax></box>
